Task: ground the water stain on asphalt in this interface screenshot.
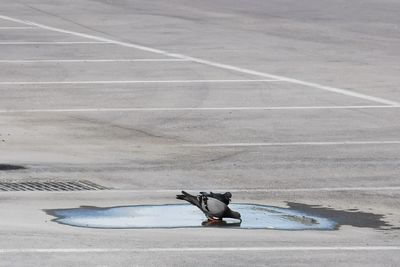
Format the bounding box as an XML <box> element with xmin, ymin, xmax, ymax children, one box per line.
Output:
<box><xmin>0</xmin><ymin>164</ymin><xmax>26</xmax><ymax>171</ymax></box>
<box><xmin>45</xmin><ymin>203</ymin><xmax>337</xmax><ymax>230</ymax></box>
<box><xmin>286</xmin><ymin>202</ymin><xmax>394</xmax><ymax>230</ymax></box>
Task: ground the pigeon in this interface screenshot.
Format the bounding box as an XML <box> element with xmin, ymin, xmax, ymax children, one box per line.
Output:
<box><xmin>176</xmin><ymin>191</ymin><xmax>241</xmax><ymax>222</ymax></box>
<box><xmin>199</xmin><ymin>191</ymin><xmax>232</xmax><ymax>206</ymax></box>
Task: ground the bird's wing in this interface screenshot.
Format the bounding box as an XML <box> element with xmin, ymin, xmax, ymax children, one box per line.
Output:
<box><xmin>200</xmin><ymin>197</ymin><xmax>228</xmax><ymax>218</ymax></box>
<box><xmin>176</xmin><ymin>191</ymin><xmax>202</xmax><ymax>209</ymax></box>
<box><xmin>200</xmin><ymin>191</ymin><xmax>231</xmax><ymax>205</ymax></box>
<box><xmin>177</xmin><ymin>191</ymin><xmax>230</xmax><ymax>219</ymax></box>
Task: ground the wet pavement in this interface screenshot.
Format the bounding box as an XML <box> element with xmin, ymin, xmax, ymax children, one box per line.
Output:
<box><xmin>46</xmin><ymin>201</ymin><xmax>397</xmax><ymax>231</ymax></box>
<box><xmin>286</xmin><ymin>202</ymin><xmax>394</xmax><ymax>230</ymax></box>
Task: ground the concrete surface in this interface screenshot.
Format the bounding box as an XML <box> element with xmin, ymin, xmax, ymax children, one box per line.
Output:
<box><xmin>0</xmin><ymin>0</ymin><xmax>399</xmax><ymax>266</ymax></box>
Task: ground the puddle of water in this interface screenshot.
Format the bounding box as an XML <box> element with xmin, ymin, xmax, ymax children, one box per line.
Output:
<box><xmin>45</xmin><ymin>204</ymin><xmax>337</xmax><ymax>230</ymax></box>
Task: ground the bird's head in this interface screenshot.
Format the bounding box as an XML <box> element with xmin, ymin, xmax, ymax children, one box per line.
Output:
<box><xmin>224</xmin><ymin>192</ymin><xmax>232</xmax><ymax>198</ymax></box>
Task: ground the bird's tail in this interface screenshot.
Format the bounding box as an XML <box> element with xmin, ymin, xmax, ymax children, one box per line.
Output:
<box><xmin>176</xmin><ymin>190</ymin><xmax>189</xmax><ymax>200</ymax></box>
<box><xmin>176</xmin><ymin>191</ymin><xmax>200</xmax><ymax>207</ymax></box>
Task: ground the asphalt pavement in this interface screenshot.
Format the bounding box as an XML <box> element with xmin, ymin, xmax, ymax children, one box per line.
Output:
<box><xmin>0</xmin><ymin>0</ymin><xmax>399</xmax><ymax>266</ymax></box>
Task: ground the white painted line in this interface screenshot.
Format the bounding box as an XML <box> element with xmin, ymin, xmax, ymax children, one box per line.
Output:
<box><xmin>3</xmin><ymin>186</ymin><xmax>400</xmax><ymax>194</ymax></box>
<box><xmin>180</xmin><ymin>141</ymin><xmax>400</xmax><ymax>147</ymax></box>
<box><xmin>0</xmin><ymin>105</ymin><xmax>399</xmax><ymax>113</ymax></box>
<box><xmin>0</xmin><ymin>14</ymin><xmax>397</xmax><ymax>106</ymax></box>
<box><xmin>0</xmin><ymin>41</ymin><xmax>109</xmax><ymax>45</ymax></box>
<box><xmin>178</xmin><ymin>58</ymin><xmax>400</xmax><ymax>107</ymax></box>
<box><xmin>0</xmin><ymin>58</ymin><xmax>189</xmax><ymax>63</ymax></box>
<box><xmin>0</xmin><ymin>246</ymin><xmax>399</xmax><ymax>253</ymax></box>
<box><xmin>0</xmin><ymin>26</ymin><xmax>35</xmax><ymax>29</ymax></box>
<box><xmin>228</xmin><ymin>186</ymin><xmax>400</xmax><ymax>193</ymax></box>
<box><xmin>0</xmin><ymin>79</ymin><xmax>281</xmax><ymax>85</ymax></box>
<box><xmin>87</xmin><ymin>186</ymin><xmax>400</xmax><ymax>194</ymax></box>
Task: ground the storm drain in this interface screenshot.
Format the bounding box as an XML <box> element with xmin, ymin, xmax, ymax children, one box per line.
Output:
<box><xmin>0</xmin><ymin>180</ymin><xmax>109</xmax><ymax>191</ymax></box>
<box><xmin>0</xmin><ymin>164</ymin><xmax>26</xmax><ymax>171</ymax></box>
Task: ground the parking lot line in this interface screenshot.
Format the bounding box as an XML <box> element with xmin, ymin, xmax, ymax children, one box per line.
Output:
<box><xmin>225</xmin><ymin>186</ymin><xmax>400</xmax><ymax>193</ymax></box>
<box><xmin>0</xmin><ymin>26</ymin><xmax>35</xmax><ymax>29</ymax></box>
<box><xmin>0</xmin><ymin>79</ymin><xmax>282</xmax><ymax>85</ymax></box>
<box><xmin>80</xmin><ymin>186</ymin><xmax>400</xmax><ymax>194</ymax></box>
<box><xmin>0</xmin><ymin>14</ymin><xmax>397</xmax><ymax>106</ymax></box>
<box><xmin>0</xmin><ymin>246</ymin><xmax>399</xmax><ymax>253</ymax></box>
<box><xmin>3</xmin><ymin>186</ymin><xmax>399</xmax><ymax>195</ymax></box>
<box><xmin>0</xmin><ymin>41</ymin><xmax>109</xmax><ymax>45</ymax></box>
<box><xmin>0</xmin><ymin>105</ymin><xmax>399</xmax><ymax>113</ymax></box>
<box><xmin>180</xmin><ymin>141</ymin><xmax>400</xmax><ymax>147</ymax></box>
<box><xmin>0</xmin><ymin>59</ymin><xmax>189</xmax><ymax>63</ymax></box>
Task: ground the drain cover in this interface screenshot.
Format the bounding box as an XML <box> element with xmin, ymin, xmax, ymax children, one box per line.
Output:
<box><xmin>0</xmin><ymin>180</ymin><xmax>109</xmax><ymax>191</ymax></box>
<box><xmin>0</xmin><ymin>164</ymin><xmax>26</xmax><ymax>171</ymax></box>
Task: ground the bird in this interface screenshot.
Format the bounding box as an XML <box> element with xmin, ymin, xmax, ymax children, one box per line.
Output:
<box><xmin>176</xmin><ymin>191</ymin><xmax>241</xmax><ymax>222</ymax></box>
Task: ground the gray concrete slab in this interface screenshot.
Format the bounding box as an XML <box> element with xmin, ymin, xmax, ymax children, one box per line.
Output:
<box><xmin>1</xmin><ymin>110</ymin><xmax>400</xmax><ymax>191</ymax></box>
<box><xmin>0</xmin><ymin>20</ymin><xmax>24</xmax><ymax>27</ymax></box>
<box><xmin>0</xmin><ymin>82</ymin><xmax>374</xmax><ymax>109</ymax></box>
<box><xmin>0</xmin><ymin>43</ymin><xmax>167</xmax><ymax>60</ymax></box>
<box><xmin>0</xmin><ymin>61</ymin><xmax>258</xmax><ymax>82</ymax></box>
<box><xmin>0</xmin><ymin>28</ymin><xmax>91</xmax><ymax>42</ymax></box>
<box><xmin>1</xmin><ymin>141</ymin><xmax>400</xmax><ymax>190</ymax></box>
<box><xmin>0</xmin><ymin>0</ymin><xmax>399</xmax><ymax>266</ymax></box>
<box><xmin>1</xmin><ymin>108</ymin><xmax>399</xmax><ymax>145</ymax></box>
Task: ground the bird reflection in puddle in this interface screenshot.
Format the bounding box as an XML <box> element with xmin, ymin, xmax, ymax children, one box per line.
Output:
<box><xmin>201</xmin><ymin>219</ymin><xmax>242</xmax><ymax>227</ymax></box>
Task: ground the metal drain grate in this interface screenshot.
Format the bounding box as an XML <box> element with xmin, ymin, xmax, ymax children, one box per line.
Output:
<box><xmin>0</xmin><ymin>180</ymin><xmax>109</xmax><ymax>191</ymax></box>
<box><xmin>0</xmin><ymin>164</ymin><xmax>26</xmax><ymax>171</ymax></box>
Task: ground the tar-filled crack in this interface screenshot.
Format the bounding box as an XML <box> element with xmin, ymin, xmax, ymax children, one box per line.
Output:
<box><xmin>68</xmin><ymin>115</ymin><xmax>182</xmax><ymax>142</ymax></box>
